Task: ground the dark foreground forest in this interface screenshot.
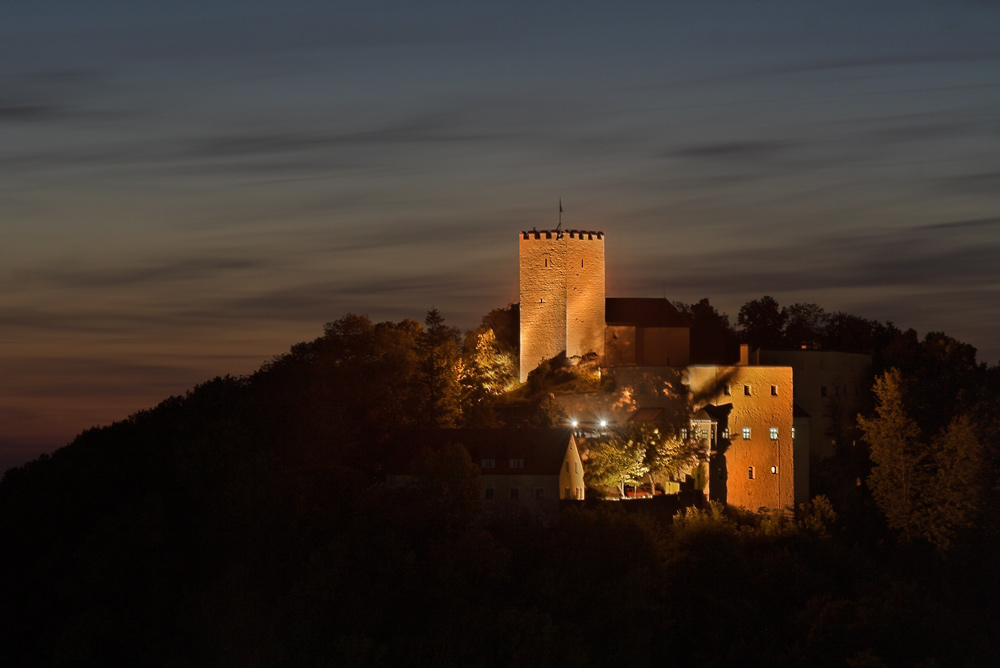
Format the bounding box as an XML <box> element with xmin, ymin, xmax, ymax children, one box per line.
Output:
<box><xmin>2</xmin><ymin>304</ymin><xmax>999</xmax><ymax>667</ymax></box>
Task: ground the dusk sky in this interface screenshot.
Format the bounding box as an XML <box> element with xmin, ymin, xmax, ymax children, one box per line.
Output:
<box><xmin>2</xmin><ymin>1</ymin><xmax>998</xmax><ymax>472</ymax></box>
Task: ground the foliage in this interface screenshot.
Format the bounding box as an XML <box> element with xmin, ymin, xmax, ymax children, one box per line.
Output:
<box><xmin>737</xmin><ymin>295</ymin><xmax>787</xmax><ymax>349</ymax></box>
<box><xmin>859</xmin><ymin>369</ymin><xmax>984</xmax><ymax>550</ymax></box>
<box><xmin>419</xmin><ymin>308</ymin><xmax>462</xmax><ymax>428</ymax></box>
<box><xmin>859</xmin><ymin>369</ymin><xmax>932</xmax><ymax>543</ymax></box>
<box><xmin>2</xmin><ymin>306</ymin><xmax>1000</xmax><ymax>666</ymax></box>
<box><xmin>585</xmin><ymin>425</ymin><xmax>651</xmax><ymax>497</ymax></box>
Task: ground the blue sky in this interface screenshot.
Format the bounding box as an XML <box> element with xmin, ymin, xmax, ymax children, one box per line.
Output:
<box><xmin>2</xmin><ymin>1</ymin><xmax>999</xmax><ymax>470</ymax></box>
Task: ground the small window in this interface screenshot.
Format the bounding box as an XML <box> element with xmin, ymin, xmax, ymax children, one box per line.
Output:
<box><xmin>748</xmin><ymin>466</ymin><xmax>755</xmax><ymax>480</ymax></box>
<box><xmin>544</xmin><ymin>258</ymin><xmax>548</xmax><ymax>267</ymax></box>
<box><xmin>681</xmin><ymin>428</ymin><xmax>689</xmax><ymax>439</ymax></box>
<box><xmin>770</xmin><ymin>427</ymin><xmax>778</xmax><ymax>440</ymax></box>
<box><xmin>742</xmin><ymin>427</ymin><xmax>751</xmax><ymax>440</ymax></box>
<box><xmin>539</xmin><ymin>298</ymin><xmax>545</xmax><ymax>303</ymax></box>
<box><xmin>698</xmin><ymin>429</ymin><xmax>708</xmax><ymax>439</ymax></box>
<box><xmin>722</xmin><ymin>427</ymin><xmax>730</xmax><ymax>439</ymax></box>
<box><xmin>575</xmin><ymin>462</ymin><xmax>580</xmax><ymax>474</ymax></box>
<box><xmin>535</xmin><ymin>488</ymin><xmax>545</xmax><ymax>499</ymax></box>
<box><xmin>480</xmin><ymin>458</ymin><xmax>495</xmax><ymax>469</ymax></box>
<box><xmin>581</xmin><ymin>259</ymin><xmax>584</xmax><ymax>267</ymax></box>
<box><xmin>744</xmin><ymin>385</ymin><xmax>751</xmax><ymax>396</ymax></box>
<box><xmin>771</xmin><ymin>385</ymin><xmax>778</xmax><ymax>396</ymax></box>
<box><xmin>771</xmin><ymin>466</ymin><xmax>777</xmax><ymax>474</ymax></box>
<box><xmin>509</xmin><ymin>488</ymin><xmax>519</xmax><ymax>500</ymax></box>
<box><xmin>484</xmin><ymin>488</ymin><xmax>494</xmax><ymax>500</ymax></box>
<box><xmin>723</xmin><ymin>385</ymin><xmax>731</xmax><ymax>397</ymax></box>
<box><xmin>509</xmin><ymin>458</ymin><xmax>524</xmax><ymax>469</ymax></box>
<box><xmin>792</xmin><ymin>427</ymin><xmax>796</xmax><ymax>440</ymax></box>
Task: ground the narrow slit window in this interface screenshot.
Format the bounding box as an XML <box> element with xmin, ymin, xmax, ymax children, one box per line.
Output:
<box><xmin>748</xmin><ymin>466</ymin><xmax>755</xmax><ymax>480</ymax></box>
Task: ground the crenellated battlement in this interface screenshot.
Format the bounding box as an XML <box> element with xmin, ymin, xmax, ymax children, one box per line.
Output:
<box><xmin>520</xmin><ymin>230</ymin><xmax>604</xmax><ymax>240</ymax></box>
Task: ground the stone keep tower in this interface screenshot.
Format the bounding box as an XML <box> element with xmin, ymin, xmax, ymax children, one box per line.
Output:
<box><xmin>519</xmin><ymin>229</ymin><xmax>605</xmax><ymax>382</ymax></box>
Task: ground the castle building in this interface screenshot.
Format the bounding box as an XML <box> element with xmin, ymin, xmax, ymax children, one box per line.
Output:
<box><xmin>519</xmin><ymin>229</ymin><xmax>606</xmax><ymax>382</ymax></box>
<box><xmin>519</xmin><ymin>229</ymin><xmax>806</xmax><ymax>513</ymax></box>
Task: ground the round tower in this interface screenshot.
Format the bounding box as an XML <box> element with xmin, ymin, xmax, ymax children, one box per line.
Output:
<box><xmin>519</xmin><ymin>229</ymin><xmax>605</xmax><ymax>382</ymax></box>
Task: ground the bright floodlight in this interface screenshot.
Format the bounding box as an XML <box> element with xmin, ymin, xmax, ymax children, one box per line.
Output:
<box><xmin>569</xmin><ymin>418</ymin><xmax>578</xmax><ymax>427</ymax></box>
<box><xmin>599</xmin><ymin>419</ymin><xmax>608</xmax><ymax>428</ymax></box>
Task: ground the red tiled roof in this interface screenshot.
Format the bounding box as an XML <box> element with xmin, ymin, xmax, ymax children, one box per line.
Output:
<box><xmin>605</xmin><ymin>298</ymin><xmax>689</xmax><ymax>328</ymax></box>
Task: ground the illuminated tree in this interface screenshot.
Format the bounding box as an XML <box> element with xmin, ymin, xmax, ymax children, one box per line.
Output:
<box><xmin>646</xmin><ymin>428</ymin><xmax>708</xmax><ymax>484</ymax></box>
<box><xmin>858</xmin><ymin>369</ymin><xmax>930</xmax><ymax>543</ymax></box>
<box><xmin>586</xmin><ymin>424</ymin><xmax>651</xmax><ymax>497</ymax></box>
<box><xmin>859</xmin><ymin>369</ymin><xmax>984</xmax><ymax>549</ymax></box>
<box><xmin>926</xmin><ymin>414</ymin><xmax>982</xmax><ymax>550</ymax></box>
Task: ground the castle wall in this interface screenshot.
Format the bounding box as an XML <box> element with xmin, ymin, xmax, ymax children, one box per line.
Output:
<box><xmin>565</xmin><ymin>231</ymin><xmax>605</xmax><ymax>362</ymax></box>
<box><xmin>688</xmin><ymin>365</ymin><xmax>796</xmax><ymax>513</ymax></box>
<box><xmin>758</xmin><ymin>350</ymin><xmax>871</xmax><ymax>461</ymax></box>
<box><xmin>640</xmin><ymin>327</ymin><xmax>690</xmax><ymax>366</ymax></box>
<box><xmin>519</xmin><ymin>230</ymin><xmax>604</xmax><ymax>382</ymax></box>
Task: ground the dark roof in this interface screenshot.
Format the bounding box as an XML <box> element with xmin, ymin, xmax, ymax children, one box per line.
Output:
<box><xmin>605</xmin><ymin>298</ymin><xmax>689</xmax><ymax>328</ymax></box>
<box><xmin>627</xmin><ymin>407</ymin><xmax>664</xmax><ymax>423</ymax></box>
<box><xmin>391</xmin><ymin>428</ymin><xmax>574</xmax><ymax>476</ymax></box>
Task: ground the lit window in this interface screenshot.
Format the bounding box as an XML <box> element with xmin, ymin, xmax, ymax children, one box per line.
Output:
<box><xmin>722</xmin><ymin>428</ymin><xmax>730</xmax><ymax>439</ymax></box>
<box><xmin>748</xmin><ymin>466</ymin><xmax>755</xmax><ymax>480</ymax></box>
<box><xmin>742</xmin><ymin>427</ymin><xmax>751</xmax><ymax>440</ymax></box>
<box><xmin>744</xmin><ymin>385</ymin><xmax>751</xmax><ymax>396</ymax></box>
<box><xmin>509</xmin><ymin>459</ymin><xmax>524</xmax><ymax>469</ymax></box>
<box><xmin>484</xmin><ymin>488</ymin><xmax>494</xmax><ymax>500</ymax></box>
<box><xmin>792</xmin><ymin>427</ymin><xmax>796</xmax><ymax>440</ymax></box>
<box><xmin>681</xmin><ymin>428</ymin><xmax>689</xmax><ymax>439</ymax></box>
<box><xmin>481</xmin><ymin>458</ymin><xmax>495</xmax><ymax>469</ymax></box>
<box><xmin>771</xmin><ymin>385</ymin><xmax>778</xmax><ymax>396</ymax></box>
<box><xmin>509</xmin><ymin>488</ymin><xmax>519</xmax><ymax>500</ymax></box>
<box><xmin>771</xmin><ymin>466</ymin><xmax>777</xmax><ymax>474</ymax></box>
<box><xmin>770</xmin><ymin>427</ymin><xmax>778</xmax><ymax>440</ymax></box>
<box><xmin>699</xmin><ymin>429</ymin><xmax>708</xmax><ymax>439</ymax></box>
<box><xmin>535</xmin><ymin>488</ymin><xmax>544</xmax><ymax>499</ymax></box>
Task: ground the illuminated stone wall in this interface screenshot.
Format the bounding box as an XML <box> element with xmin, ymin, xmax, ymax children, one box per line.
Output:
<box><xmin>519</xmin><ymin>230</ymin><xmax>605</xmax><ymax>382</ymax></box>
<box><xmin>688</xmin><ymin>365</ymin><xmax>796</xmax><ymax>513</ymax></box>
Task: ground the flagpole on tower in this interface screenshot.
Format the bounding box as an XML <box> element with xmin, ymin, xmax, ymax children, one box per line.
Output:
<box><xmin>559</xmin><ymin>198</ymin><xmax>563</xmax><ymax>227</ymax></box>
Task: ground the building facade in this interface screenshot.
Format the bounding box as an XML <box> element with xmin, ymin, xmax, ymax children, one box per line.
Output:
<box><xmin>520</xmin><ymin>229</ymin><xmax>803</xmax><ymax>513</ymax></box>
<box><xmin>519</xmin><ymin>229</ymin><xmax>606</xmax><ymax>382</ymax></box>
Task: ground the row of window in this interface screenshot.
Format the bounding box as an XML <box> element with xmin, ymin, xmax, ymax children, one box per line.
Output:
<box><xmin>481</xmin><ymin>459</ymin><xmax>582</xmax><ymax>474</ymax></box>
<box><xmin>747</xmin><ymin>465</ymin><xmax>779</xmax><ymax>479</ymax></box>
<box><xmin>481</xmin><ymin>458</ymin><xmax>524</xmax><ymax>469</ymax></box>
<box><xmin>484</xmin><ymin>487</ymin><xmax>584</xmax><ymax>500</ymax></box>
<box><xmin>723</xmin><ymin>384</ymin><xmax>780</xmax><ymax>397</ymax></box>
<box><xmin>722</xmin><ymin>426</ymin><xmax>795</xmax><ymax>440</ymax></box>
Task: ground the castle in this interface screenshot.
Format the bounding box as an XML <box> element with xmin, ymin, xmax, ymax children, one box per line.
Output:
<box><xmin>518</xmin><ymin>229</ymin><xmax>808</xmax><ymax>513</ymax></box>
